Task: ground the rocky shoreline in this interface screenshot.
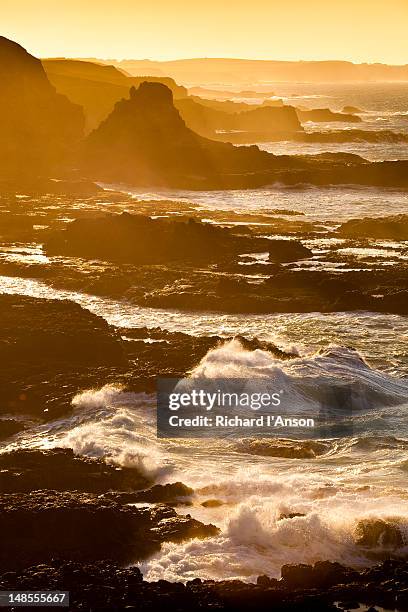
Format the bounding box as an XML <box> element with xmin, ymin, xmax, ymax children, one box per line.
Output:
<box><xmin>0</xmin><ymin>448</ymin><xmax>407</xmax><ymax>611</ymax></box>
<box><xmin>1</xmin><ymin>558</ymin><xmax>408</xmax><ymax>610</ymax></box>
<box><xmin>1</xmin><ymin>190</ymin><xmax>408</xmax><ymax>316</ymax></box>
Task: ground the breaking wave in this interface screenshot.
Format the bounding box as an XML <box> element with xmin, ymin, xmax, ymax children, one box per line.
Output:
<box><xmin>190</xmin><ymin>340</ymin><xmax>408</xmax><ymax>435</ymax></box>
<box><xmin>3</xmin><ymin>339</ymin><xmax>408</xmax><ymax>582</ymax></box>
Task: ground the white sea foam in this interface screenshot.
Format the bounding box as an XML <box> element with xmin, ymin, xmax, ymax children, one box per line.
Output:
<box><xmin>141</xmin><ymin>478</ymin><xmax>408</xmax><ymax>582</ymax></box>
<box><xmin>2</xmin><ymin>338</ymin><xmax>408</xmax><ymax>581</ymax></box>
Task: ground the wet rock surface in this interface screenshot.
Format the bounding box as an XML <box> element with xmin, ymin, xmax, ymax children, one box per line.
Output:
<box><xmin>235</xmin><ymin>438</ymin><xmax>331</xmax><ymax>459</ymax></box>
<box><xmin>2</xmin><ymin>192</ymin><xmax>408</xmax><ymax>316</ymax></box>
<box><xmin>0</xmin><ymin>448</ymin><xmax>149</xmax><ymax>493</ymax></box>
<box><xmin>0</xmin><ymin>294</ymin><xmax>126</xmax><ymax>420</ymax></box>
<box><xmin>0</xmin><ymin>490</ymin><xmax>219</xmax><ymax>572</ymax></box>
<box><xmin>0</xmin><ymin>419</ymin><xmax>25</xmax><ymax>440</ymax></box>
<box><xmin>44</xmin><ymin>212</ymin><xmax>312</xmax><ymax>264</ymax></box>
<box><xmin>0</xmin><ymin>284</ymin><xmax>295</xmax><ymax>429</ymax></box>
<box><xmin>1</xmin><ymin>559</ymin><xmax>408</xmax><ymax>611</ymax></box>
<box><xmin>1</xmin><ymin>192</ymin><xmax>408</xmax><ymax>315</ymax></box>
<box><xmin>339</xmin><ymin>214</ymin><xmax>408</xmax><ymax>240</ymax></box>
<box><xmin>354</xmin><ymin>518</ymin><xmax>405</xmax><ymax>549</ymax></box>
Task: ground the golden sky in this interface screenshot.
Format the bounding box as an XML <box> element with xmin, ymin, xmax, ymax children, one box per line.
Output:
<box><xmin>2</xmin><ymin>0</ymin><xmax>407</xmax><ymax>63</ymax></box>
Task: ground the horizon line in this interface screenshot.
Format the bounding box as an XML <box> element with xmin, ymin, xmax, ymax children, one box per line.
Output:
<box><xmin>42</xmin><ymin>55</ymin><xmax>408</xmax><ymax>68</ymax></box>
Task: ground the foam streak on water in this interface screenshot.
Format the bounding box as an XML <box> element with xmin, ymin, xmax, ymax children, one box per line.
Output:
<box><xmin>1</xmin><ymin>275</ymin><xmax>408</xmax><ymax>375</ymax></box>
<box><xmin>106</xmin><ymin>184</ymin><xmax>408</xmax><ymax>222</ymax></box>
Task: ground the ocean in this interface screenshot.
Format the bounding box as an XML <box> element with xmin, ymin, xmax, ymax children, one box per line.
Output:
<box><xmin>1</xmin><ymin>82</ymin><xmax>408</xmax><ymax>583</ymax></box>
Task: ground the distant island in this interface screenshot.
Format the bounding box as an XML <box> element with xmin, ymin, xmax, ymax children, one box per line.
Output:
<box><xmin>90</xmin><ymin>57</ymin><xmax>408</xmax><ymax>85</ymax></box>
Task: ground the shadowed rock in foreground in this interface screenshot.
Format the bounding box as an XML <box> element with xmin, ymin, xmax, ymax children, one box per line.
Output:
<box><xmin>0</xmin><ymin>448</ymin><xmax>149</xmax><ymax>493</ymax></box>
<box><xmin>0</xmin><ymin>490</ymin><xmax>219</xmax><ymax>571</ymax></box>
<box><xmin>0</xmin><ymin>294</ymin><xmax>125</xmax><ymax>419</ymax></box>
<box><xmin>0</xmin><ymin>292</ymin><xmax>294</xmax><ymax>429</ymax></box>
<box><xmin>1</xmin><ymin>559</ymin><xmax>408</xmax><ymax>610</ymax></box>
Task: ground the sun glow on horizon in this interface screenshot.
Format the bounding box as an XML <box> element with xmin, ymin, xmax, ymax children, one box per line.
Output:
<box><xmin>1</xmin><ymin>0</ymin><xmax>407</xmax><ymax>65</ymax></box>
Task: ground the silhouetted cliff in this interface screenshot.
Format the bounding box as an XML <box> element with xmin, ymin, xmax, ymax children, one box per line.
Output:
<box><xmin>80</xmin><ymin>82</ymin><xmax>277</xmax><ymax>187</ymax></box>
<box><xmin>80</xmin><ymin>82</ymin><xmax>408</xmax><ymax>189</ymax></box>
<box><xmin>43</xmin><ymin>59</ymin><xmax>187</xmax><ymax>131</ymax></box>
<box><xmin>175</xmin><ymin>98</ymin><xmax>302</xmax><ymax>138</ymax></box>
<box><xmin>0</xmin><ymin>37</ymin><xmax>84</xmax><ymax>177</ymax></box>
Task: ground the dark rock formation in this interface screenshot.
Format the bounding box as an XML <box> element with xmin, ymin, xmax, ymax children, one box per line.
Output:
<box><xmin>1</xmin><ymin>559</ymin><xmax>408</xmax><ymax>611</ymax></box>
<box><xmin>0</xmin><ymin>294</ymin><xmax>124</xmax><ymax>367</ymax></box>
<box><xmin>133</xmin><ymin>268</ymin><xmax>408</xmax><ymax>315</ymax></box>
<box><xmin>43</xmin><ymin>58</ymin><xmax>187</xmax><ymax>131</ymax></box>
<box><xmin>0</xmin><ymin>36</ymin><xmax>84</xmax><ymax>177</ymax></box>
<box><xmin>0</xmin><ymin>419</ymin><xmax>25</xmax><ymax>441</ymax></box>
<box><xmin>208</xmin><ymin>128</ymin><xmax>408</xmax><ymax>145</ymax></box>
<box><xmin>0</xmin><ymin>294</ymin><xmax>125</xmax><ymax>419</ymax></box>
<box><xmin>0</xmin><ymin>448</ymin><xmax>149</xmax><ymax>493</ymax></box>
<box><xmin>80</xmin><ymin>81</ymin><xmax>283</xmax><ymax>188</ymax></box>
<box><xmin>176</xmin><ymin>97</ymin><xmax>302</xmax><ymax>138</ymax></box>
<box><xmin>0</xmin><ymin>289</ymin><xmax>296</xmax><ymax>425</ymax></box>
<box><xmin>268</xmin><ymin>239</ymin><xmax>311</xmax><ymax>262</ymax></box>
<box><xmin>297</xmin><ymin>129</ymin><xmax>408</xmax><ymax>144</ymax></box>
<box><xmin>339</xmin><ymin>214</ymin><xmax>408</xmax><ymax>240</ymax></box>
<box><xmin>45</xmin><ymin>212</ymin><xmax>312</xmax><ymax>264</ymax></box>
<box><xmin>79</xmin><ymin>82</ymin><xmax>408</xmax><ymax>189</ymax></box>
<box><xmin>231</xmin><ymin>104</ymin><xmax>302</xmax><ymax>133</ymax></box>
<box><xmin>105</xmin><ymin>482</ymin><xmax>194</xmax><ymax>505</ymax></box>
<box><xmin>235</xmin><ymin>438</ymin><xmax>331</xmax><ymax>459</ymax></box>
<box><xmin>296</xmin><ymin>108</ymin><xmax>362</xmax><ymax>123</ymax></box>
<box><xmin>354</xmin><ymin>518</ymin><xmax>405</xmax><ymax>549</ymax></box>
<box><xmin>0</xmin><ymin>490</ymin><xmax>219</xmax><ymax>571</ymax></box>
<box><xmin>281</xmin><ymin>561</ymin><xmax>359</xmax><ymax>589</ymax></box>
<box><xmin>0</xmin><ymin>177</ymin><xmax>103</xmax><ymax>196</ymax></box>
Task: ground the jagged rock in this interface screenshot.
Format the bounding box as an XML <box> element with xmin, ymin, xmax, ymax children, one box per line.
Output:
<box><xmin>268</xmin><ymin>239</ymin><xmax>312</xmax><ymax>262</ymax></box>
<box><xmin>278</xmin><ymin>512</ymin><xmax>306</xmax><ymax>520</ymax></box>
<box><xmin>1</xmin><ymin>559</ymin><xmax>408</xmax><ymax>611</ymax></box>
<box><xmin>281</xmin><ymin>561</ymin><xmax>358</xmax><ymax>589</ymax></box>
<box><xmin>175</xmin><ymin>97</ymin><xmax>302</xmax><ymax>139</ymax></box>
<box><xmin>281</xmin><ymin>563</ymin><xmax>315</xmax><ymax>588</ymax></box>
<box><xmin>150</xmin><ymin>513</ymin><xmax>219</xmax><ymax>543</ymax></box>
<box><xmin>43</xmin><ymin>58</ymin><xmax>187</xmax><ymax>132</ymax></box>
<box><xmin>77</xmin><ymin>81</ymin><xmax>408</xmax><ymax>189</ymax></box>
<box><xmin>236</xmin><ymin>439</ymin><xmax>330</xmax><ymax>459</ymax></box>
